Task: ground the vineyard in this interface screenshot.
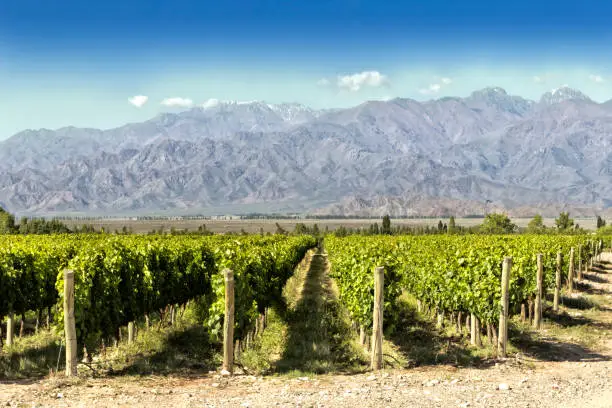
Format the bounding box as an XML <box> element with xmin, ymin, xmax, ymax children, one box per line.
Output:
<box><xmin>0</xmin><ymin>234</ymin><xmax>317</xmax><ymax>355</ymax></box>
<box><xmin>0</xmin><ymin>232</ymin><xmax>608</xmax><ymax>379</ymax></box>
<box><xmin>326</xmin><ymin>235</ymin><xmax>604</xmax><ymax>357</ymax></box>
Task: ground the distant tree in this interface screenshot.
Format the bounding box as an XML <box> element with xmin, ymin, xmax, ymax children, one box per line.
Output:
<box><xmin>597</xmin><ymin>216</ymin><xmax>606</xmax><ymax>229</ymax></box>
<box><xmin>259</xmin><ymin>227</ymin><xmax>264</xmax><ymax>236</ymax></box>
<box><xmin>372</xmin><ymin>223</ymin><xmax>380</xmax><ymax>234</ymax></box>
<box><xmin>437</xmin><ymin>220</ymin><xmax>444</xmax><ymax>232</ymax></box>
<box><xmin>0</xmin><ymin>208</ymin><xmax>16</xmax><ymax>234</ymax></box>
<box><xmin>294</xmin><ymin>223</ymin><xmax>308</xmax><ymax>235</ymax></box>
<box><xmin>312</xmin><ymin>223</ymin><xmax>320</xmax><ymax>236</ymax></box>
<box><xmin>381</xmin><ymin>215</ymin><xmax>391</xmax><ymax>235</ymax></box>
<box><xmin>527</xmin><ymin>214</ymin><xmax>545</xmax><ymax>233</ymax></box>
<box><xmin>555</xmin><ymin>212</ymin><xmax>574</xmax><ymax>231</ymax></box>
<box><xmin>448</xmin><ymin>216</ymin><xmax>456</xmax><ymax>233</ymax></box>
<box><xmin>335</xmin><ymin>226</ymin><xmax>348</xmax><ymax>237</ymax></box>
<box><xmin>480</xmin><ymin>213</ymin><xmax>517</xmax><ymax>234</ymax></box>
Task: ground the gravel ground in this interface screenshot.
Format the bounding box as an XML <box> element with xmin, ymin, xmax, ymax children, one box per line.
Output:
<box><xmin>1</xmin><ymin>360</ymin><xmax>611</xmax><ymax>408</ymax></box>
<box><xmin>1</xmin><ymin>253</ymin><xmax>611</xmax><ymax>408</ymax></box>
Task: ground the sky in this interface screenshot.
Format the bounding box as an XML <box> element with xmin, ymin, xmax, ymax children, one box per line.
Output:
<box><xmin>2</xmin><ymin>0</ymin><xmax>612</xmax><ymax>139</ymax></box>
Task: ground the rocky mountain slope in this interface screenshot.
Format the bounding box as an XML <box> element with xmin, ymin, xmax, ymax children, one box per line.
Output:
<box><xmin>0</xmin><ymin>87</ymin><xmax>610</xmax><ymax>215</ymax></box>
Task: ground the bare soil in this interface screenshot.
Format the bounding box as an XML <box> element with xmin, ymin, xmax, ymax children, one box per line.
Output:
<box><xmin>63</xmin><ymin>217</ymin><xmax>599</xmax><ymax>234</ymax></box>
<box><xmin>1</xmin><ymin>253</ymin><xmax>611</xmax><ymax>408</ymax></box>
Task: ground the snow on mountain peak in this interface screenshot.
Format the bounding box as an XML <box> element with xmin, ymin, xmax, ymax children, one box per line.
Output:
<box><xmin>540</xmin><ymin>86</ymin><xmax>591</xmax><ymax>105</ymax></box>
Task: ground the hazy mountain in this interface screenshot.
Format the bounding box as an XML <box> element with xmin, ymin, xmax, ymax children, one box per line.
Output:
<box><xmin>0</xmin><ymin>87</ymin><xmax>610</xmax><ymax>215</ymax></box>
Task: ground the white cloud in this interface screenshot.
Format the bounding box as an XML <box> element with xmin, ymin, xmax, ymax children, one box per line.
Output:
<box><xmin>201</xmin><ymin>98</ymin><xmax>221</xmax><ymax>108</ymax></box>
<box><xmin>533</xmin><ymin>76</ymin><xmax>543</xmax><ymax>83</ymax></box>
<box><xmin>336</xmin><ymin>71</ymin><xmax>388</xmax><ymax>92</ymax></box>
<box><xmin>440</xmin><ymin>77</ymin><xmax>452</xmax><ymax>85</ymax></box>
<box><xmin>419</xmin><ymin>83</ymin><xmax>442</xmax><ymax>95</ymax></box>
<box><xmin>589</xmin><ymin>74</ymin><xmax>604</xmax><ymax>83</ymax></box>
<box><xmin>161</xmin><ymin>97</ymin><xmax>194</xmax><ymax>108</ymax></box>
<box><xmin>128</xmin><ymin>95</ymin><xmax>148</xmax><ymax>108</ymax></box>
<box><xmin>316</xmin><ymin>78</ymin><xmax>331</xmax><ymax>86</ymax></box>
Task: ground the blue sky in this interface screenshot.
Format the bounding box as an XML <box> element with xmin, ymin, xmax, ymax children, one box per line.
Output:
<box><xmin>1</xmin><ymin>0</ymin><xmax>612</xmax><ymax>139</ymax></box>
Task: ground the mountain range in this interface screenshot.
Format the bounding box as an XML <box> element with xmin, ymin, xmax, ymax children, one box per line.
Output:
<box><xmin>0</xmin><ymin>86</ymin><xmax>610</xmax><ymax>217</ymax></box>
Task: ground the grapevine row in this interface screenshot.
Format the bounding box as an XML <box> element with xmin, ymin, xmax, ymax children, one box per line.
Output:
<box><xmin>0</xmin><ymin>234</ymin><xmax>316</xmax><ymax>348</ymax></box>
<box><xmin>326</xmin><ymin>235</ymin><xmax>600</xmax><ymax>333</ymax></box>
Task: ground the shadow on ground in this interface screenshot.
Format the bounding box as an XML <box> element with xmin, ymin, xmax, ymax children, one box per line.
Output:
<box><xmin>508</xmin><ymin>323</ymin><xmax>610</xmax><ymax>362</ymax></box>
<box><xmin>0</xmin><ymin>337</ymin><xmax>60</xmax><ymax>382</ymax></box>
<box><xmin>274</xmin><ymin>252</ymin><xmax>368</xmax><ymax>374</ymax></box>
<box><xmin>107</xmin><ymin>325</ymin><xmax>220</xmax><ymax>377</ymax></box>
<box><xmin>386</xmin><ymin>300</ymin><xmax>494</xmax><ymax>369</ymax></box>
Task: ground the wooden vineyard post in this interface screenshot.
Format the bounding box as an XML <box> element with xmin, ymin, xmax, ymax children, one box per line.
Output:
<box><xmin>359</xmin><ymin>326</ymin><xmax>366</xmax><ymax>346</ymax></box>
<box><xmin>222</xmin><ymin>269</ymin><xmax>235</xmax><ymax>374</ymax></box>
<box><xmin>568</xmin><ymin>248</ymin><xmax>575</xmax><ymax>294</ymax></box>
<box><xmin>6</xmin><ymin>313</ymin><xmax>14</xmax><ymax>347</ymax></box>
<box><xmin>534</xmin><ymin>254</ymin><xmax>544</xmax><ymax>330</ymax></box>
<box><xmin>470</xmin><ymin>313</ymin><xmax>476</xmax><ymax>345</ymax></box>
<box><xmin>437</xmin><ymin>310</ymin><xmax>444</xmax><ymax>329</ymax></box>
<box><xmin>128</xmin><ymin>322</ymin><xmax>135</xmax><ymax>344</ymax></box>
<box><xmin>498</xmin><ymin>257</ymin><xmax>512</xmax><ymax>358</ymax></box>
<box><xmin>470</xmin><ymin>313</ymin><xmax>482</xmax><ymax>347</ymax></box>
<box><xmin>64</xmin><ymin>269</ymin><xmax>77</xmax><ymax>377</ymax></box>
<box><xmin>371</xmin><ymin>266</ymin><xmax>384</xmax><ymax>370</ymax></box>
<box><xmin>577</xmin><ymin>245</ymin><xmax>583</xmax><ymax>281</ymax></box>
<box><xmin>553</xmin><ymin>252</ymin><xmax>562</xmax><ymax>312</ymax></box>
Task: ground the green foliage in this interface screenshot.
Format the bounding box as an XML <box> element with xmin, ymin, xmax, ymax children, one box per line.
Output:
<box><xmin>480</xmin><ymin>213</ymin><xmax>517</xmax><ymax>234</ymax></box>
<box><xmin>596</xmin><ymin>216</ymin><xmax>606</xmax><ymax>229</ymax></box>
<box><xmin>0</xmin><ymin>234</ymin><xmax>316</xmax><ymax>351</ymax></box>
<box><xmin>448</xmin><ymin>216</ymin><xmax>456</xmax><ymax>233</ymax></box>
<box><xmin>381</xmin><ymin>215</ymin><xmax>391</xmax><ymax>235</ymax></box>
<box><xmin>597</xmin><ymin>225</ymin><xmax>612</xmax><ymax>236</ymax></box>
<box><xmin>0</xmin><ymin>208</ymin><xmax>16</xmax><ymax>234</ymax></box>
<box><xmin>327</xmin><ymin>234</ymin><xmax>593</xmax><ymax>330</ymax></box>
<box><xmin>527</xmin><ymin>214</ymin><xmax>546</xmax><ymax>233</ymax></box>
<box><xmin>555</xmin><ymin>212</ymin><xmax>574</xmax><ymax>231</ymax></box>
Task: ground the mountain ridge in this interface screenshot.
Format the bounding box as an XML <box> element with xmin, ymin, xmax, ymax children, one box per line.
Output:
<box><xmin>1</xmin><ymin>87</ymin><xmax>610</xmax><ymax>216</ymax></box>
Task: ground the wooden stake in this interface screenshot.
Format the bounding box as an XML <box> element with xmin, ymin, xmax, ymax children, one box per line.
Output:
<box><xmin>234</xmin><ymin>340</ymin><xmax>241</xmax><ymax>360</ymax></box>
<box><xmin>223</xmin><ymin>269</ymin><xmax>235</xmax><ymax>374</ymax></box>
<box><xmin>437</xmin><ymin>310</ymin><xmax>444</xmax><ymax>329</ymax></box>
<box><xmin>64</xmin><ymin>269</ymin><xmax>77</xmax><ymax>377</ymax></box>
<box><xmin>474</xmin><ymin>316</ymin><xmax>482</xmax><ymax>347</ymax></box>
<box><xmin>568</xmin><ymin>248</ymin><xmax>575</xmax><ymax>294</ymax></box>
<box><xmin>498</xmin><ymin>257</ymin><xmax>512</xmax><ymax>358</ymax></box>
<box><xmin>577</xmin><ymin>245</ymin><xmax>583</xmax><ymax>281</ymax></box>
<box><xmin>470</xmin><ymin>313</ymin><xmax>477</xmax><ymax>346</ymax></box>
<box><xmin>533</xmin><ymin>254</ymin><xmax>544</xmax><ymax>330</ymax></box>
<box><xmin>6</xmin><ymin>313</ymin><xmax>14</xmax><ymax>347</ymax></box>
<box><xmin>456</xmin><ymin>311</ymin><xmax>463</xmax><ymax>334</ymax></box>
<box><xmin>359</xmin><ymin>325</ymin><xmax>366</xmax><ymax>346</ymax></box>
<box><xmin>36</xmin><ymin>309</ymin><xmax>42</xmax><ymax>333</ymax></box>
<box><xmin>528</xmin><ymin>298</ymin><xmax>534</xmax><ymax>324</ymax></box>
<box><xmin>128</xmin><ymin>321</ymin><xmax>135</xmax><ymax>344</ymax></box>
<box><xmin>553</xmin><ymin>252</ymin><xmax>562</xmax><ymax>312</ymax></box>
<box><xmin>371</xmin><ymin>266</ymin><xmax>384</xmax><ymax>370</ymax></box>
<box><xmin>520</xmin><ymin>303</ymin><xmax>526</xmax><ymax>322</ymax></box>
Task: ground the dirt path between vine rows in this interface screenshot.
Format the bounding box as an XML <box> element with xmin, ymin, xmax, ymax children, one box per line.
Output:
<box><xmin>1</xmin><ymin>251</ymin><xmax>611</xmax><ymax>407</ymax></box>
